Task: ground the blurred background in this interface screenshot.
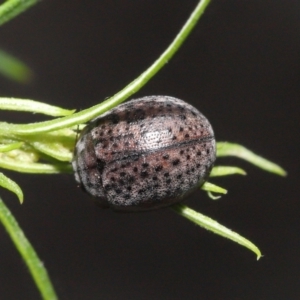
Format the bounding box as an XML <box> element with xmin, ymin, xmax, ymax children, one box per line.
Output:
<box><xmin>0</xmin><ymin>0</ymin><xmax>299</xmax><ymax>299</ymax></box>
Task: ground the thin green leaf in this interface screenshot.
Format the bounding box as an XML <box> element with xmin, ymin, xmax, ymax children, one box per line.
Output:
<box><xmin>202</xmin><ymin>182</ymin><xmax>227</xmax><ymax>194</ymax></box>
<box><xmin>28</xmin><ymin>140</ymin><xmax>73</xmax><ymax>162</ymax></box>
<box><xmin>0</xmin><ymin>0</ymin><xmax>211</xmax><ymax>135</ymax></box>
<box><xmin>0</xmin><ymin>50</ymin><xmax>33</xmax><ymax>83</ymax></box>
<box><xmin>217</xmin><ymin>142</ymin><xmax>287</xmax><ymax>176</ymax></box>
<box><xmin>0</xmin><ymin>156</ymin><xmax>72</xmax><ymax>174</ymax></box>
<box><xmin>210</xmin><ymin>165</ymin><xmax>246</xmax><ymax>177</ymax></box>
<box><xmin>0</xmin><ymin>0</ymin><xmax>38</xmax><ymax>26</ymax></box>
<box><xmin>0</xmin><ymin>147</ymin><xmax>39</xmax><ymax>163</ymax></box>
<box><xmin>0</xmin><ymin>197</ymin><xmax>58</xmax><ymax>300</ymax></box>
<box><xmin>207</xmin><ymin>191</ymin><xmax>221</xmax><ymax>200</ymax></box>
<box><xmin>0</xmin><ymin>142</ymin><xmax>23</xmax><ymax>152</ymax></box>
<box><xmin>0</xmin><ymin>172</ymin><xmax>23</xmax><ymax>203</ymax></box>
<box><xmin>171</xmin><ymin>203</ymin><xmax>262</xmax><ymax>259</ymax></box>
<box><xmin>22</xmin><ymin>130</ymin><xmax>76</xmax><ymax>162</ymax></box>
<box><xmin>0</xmin><ymin>98</ymin><xmax>75</xmax><ymax>117</ymax></box>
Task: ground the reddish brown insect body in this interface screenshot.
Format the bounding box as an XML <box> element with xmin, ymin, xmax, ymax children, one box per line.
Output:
<box><xmin>72</xmin><ymin>96</ymin><xmax>216</xmax><ymax>211</ymax></box>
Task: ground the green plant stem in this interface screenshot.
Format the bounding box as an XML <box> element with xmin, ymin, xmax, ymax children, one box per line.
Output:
<box><xmin>0</xmin><ymin>97</ymin><xmax>75</xmax><ymax>116</ymax></box>
<box><xmin>217</xmin><ymin>142</ymin><xmax>287</xmax><ymax>176</ymax></box>
<box><xmin>0</xmin><ymin>50</ymin><xmax>33</xmax><ymax>83</ymax></box>
<box><xmin>0</xmin><ymin>0</ymin><xmax>211</xmax><ymax>135</ymax></box>
<box><xmin>171</xmin><ymin>203</ymin><xmax>262</xmax><ymax>259</ymax></box>
<box><xmin>0</xmin><ymin>0</ymin><xmax>38</xmax><ymax>26</ymax></box>
<box><xmin>0</xmin><ymin>198</ymin><xmax>58</xmax><ymax>300</ymax></box>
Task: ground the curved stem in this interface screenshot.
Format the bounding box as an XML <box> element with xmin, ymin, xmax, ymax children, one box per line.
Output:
<box><xmin>0</xmin><ymin>0</ymin><xmax>38</xmax><ymax>26</ymax></box>
<box><xmin>1</xmin><ymin>0</ymin><xmax>211</xmax><ymax>135</ymax></box>
<box><xmin>0</xmin><ymin>198</ymin><xmax>58</xmax><ymax>300</ymax></box>
<box><xmin>171</xmin><ymin>203</ymin><xmax>262</xmax><ymax>260</ymax></box>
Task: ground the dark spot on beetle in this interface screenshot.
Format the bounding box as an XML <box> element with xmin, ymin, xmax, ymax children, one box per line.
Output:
<box><xmin>185</xmin><ymin>134</ymin><xmax>190</xmax><ymax>138</ymax></box>
<box><xmin>110</xmin><ymin>137</ymin><xmax>114</xmax><ymax>141</ymax></box>
<box><xmin>206</xmin><ymin>149</ymin><xmax>210</xmax><ymax>154</ymax></box>
<box><xmin>115</xmin><ymin>189</ymin><xmax>122</xmax><ymax>194</ymax></box>
<box><xmin>140</xmin><ymin>124</ymin><xmax>145</xmax><ymax>128</ymax></box>
<box><xmin>179</xmin><ymin>127</ymin><xmax>184</xmax><ymax>132</ymax></box>
<box><xmin>186</xmin><ymin>170</ymin><xmax>190</xmax><ymax>175</ymax></box>
<box><xmin>133</xmin><ymin>167</ymin><xmax>138</xmax><ymax>172</ymax></box>
<box><xmin>120</xmin><ymin>172</ymin><xmax>126</xmax><ymax>177</ymax></box>
<box><xmin>154</xmin><ymin>184</ymin><xmax>159</xmax><ymax>188</ymax></box>
<box><xmin>100</xmin><ymin>132</ymin><xmax>104</xmax><ymax>137</ymax></box>
<box><xmin>166</xmin><ymin>179</ymin><xmax>171</xmax><ymax>184</ymax></box>
<box><xmin>177</xmin><ymin>174</ymin><xmax>182</xmax><ymax>179</ymax></box>
<box><xmin>110</xmin><ymin>177</ymin><xmax>116</xmax><ymax>182</ymax></box>
<box><xmin>155</xmin><ymin>165</ymin><xmax>163</xmax><ymax>172</ymax></box>
<box><xmin>110</xmin><ymin>114</ymin><xmax>120</xmax><ymax>124</ymax></box>
<box><xmin>111</xmin><ymin>167</ymin><xmax>118</xmax><ymax>172</ymax></box>
<box><xmin>186</xmin><ymin>155</ymin><xmax>190</xmax><ymax>160</ymax></box>
<box><xmin>152</xmin><ymin>176</ymin><xmax>158</xmax><ymax>181</ymax></box>
<box><xmin>142</xmin><ymin>163</ymin><xmax>149</xmax><ymax>168</ymax></box>
<box><xmin>141</xmin><ymin>171</ymin><xmax>149</xmax><ymax>178</ymax></box>
<box><xmin>192</xmin><ymin>111</ymin><xmax>197</xmax><ymax>116</ymax></box>
<box><xmin>121</xmin><ymin>164</ymin><xmax>126</xmax><ymax>168</ymax></box>
<box><xmin>168</xmin><ymin>128</ymin><xmax>172</xmax><ymax>133</ymax></box>
<box><xmin>197</xmin><ymin>151</ymin><xmax>201</xmax><ymax>156</ymax></box>
<box><xmin>177</xmin><ymin>105</ymin><xmax>185</xmax><ymax>111</ymax></box>
<box><xmin>96</xmin><ymin>159</ymin><xmax>105</xmax><ymax>171</ymax></box>
<box><xmin>164</xmin><ymin>173</ymin><xmax>169</xmax><ymax>177</ymax></box>
<box><xmin>127</xmin><ymin>109</ymin><xmax>146</xmax><ymax>123</ymax></box>
<box><xmin>138</xmin><ymin>189</ymin><xmax>145</xmax><ymax>195</ymax></box>
<box><xmin>127</xmin><ymin>186</ymin><xmax>132</xmax><ymax>191</ymax></box>
<box><xmin>108</xmin><ymin>129</ymin><xmax>112</xmax><ymax>134</ymax></box>
<box><xmin>180</xmin><ymin>150</ymin><xmax>184</xmax><ymax>155</ymax></box>
<box><xmin>188</xmin><ymin>127</ymin><xmax>192</xmax><ymax>131</ymax></box>
<box><xmin>119</xmin><ymin>179</ymin><xmax>125</xmax><ymax>185</ymax></box>
<box><xmin>104</xmin><ymin>184</ymin><xmax>111</xmax><ymax>191</ymax></box>
<box><xmin>172</xmin><ymin>136</ymin><xmax>177</xmax><ymax>140</ymax></box>
<box><xmin>172</xmin><ymin>159</ymin><xmax>180</xmax><ymax>166</ymax></box>
<box><xmin>101</xmin><ymin>125</ymin><xmax>106</xmax><ymax>129</ymax></box>
<box><xmin>124</xmin><ymin>141</ymin><xmax>129</xmax><ymax>146</ymax></box>
<box><xmin>163</xmin><ymin>154</ymin><xmax>169</xmax><ymax>160</ymax></box>
<box><xmin>124</xmin><ymin>194</ymin><xmax>131</xmax><ymax>200</ymax></box>
<box><xmin>128</xmin><ymin>176</ymin><xmax>135</xmax><ymax>183</ymax></box>
<box><xmin>179</xmin><ymin>115</ymin><xmax>186</xmax><ymax>120</ymax></box>
<box><xmin>196</xmin><ymin>164</ymin><xmax>201</xmax><ymax>168</ymax></box>
<box><xmin>113</xmin><ymin>143</ymin><xmax>118</xmax><ymax>148</ymax></box>
<box><xmin>125</xmin><ymin>126</ymin><xmax>130</xmax><ymax>131</ymax></box>
<box><xmin>191</xmin><ymin>168</ymin><xmax>195</xmax><ymax>172</ymax></box>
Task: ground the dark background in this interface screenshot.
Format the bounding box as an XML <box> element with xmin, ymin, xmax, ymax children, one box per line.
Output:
<box><xmin>0</xmin><ymin>0</ymin><xmax>299</xmax><ymax>299</ymax></box>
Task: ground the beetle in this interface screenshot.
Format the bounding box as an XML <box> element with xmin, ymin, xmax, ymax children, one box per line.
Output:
<box><xmin>72</xmin><ymin>95</ymin><xmax>216</xmax><ymax>211</ymax></box>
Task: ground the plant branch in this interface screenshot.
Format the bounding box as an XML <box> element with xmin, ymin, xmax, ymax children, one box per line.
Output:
<box><xmin>0</xmin><ymin>0</ymin><xmax>38</xmax><ymax>26</ymax></box>
<box><xmin>0</xmin><ymin>198</ymin><xmax>57</xmax><ymax>300</ymax></box>
<box><xmin>0</xmin><ymin>0</ymin><xmax>211</xmax><ymax>135</ymax></box>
